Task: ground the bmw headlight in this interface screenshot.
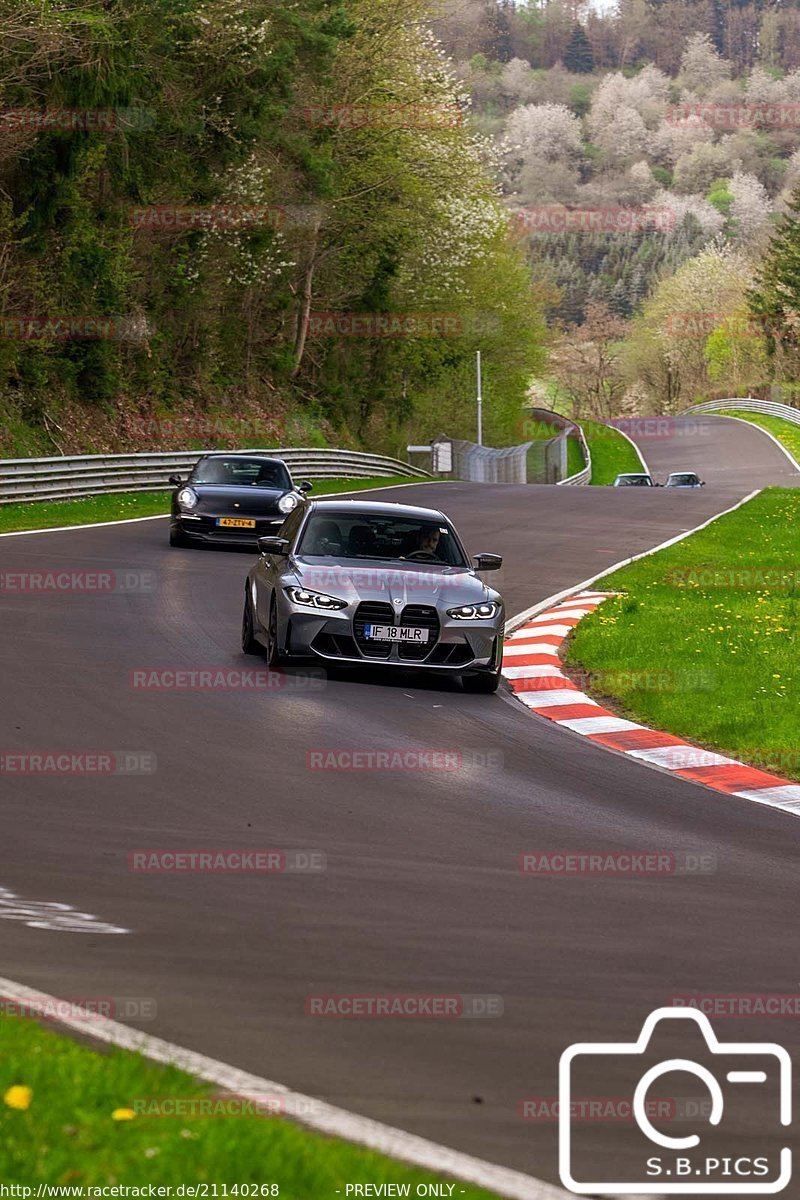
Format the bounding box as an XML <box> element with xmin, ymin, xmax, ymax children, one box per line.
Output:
<box><xmin>177</xmin><ymin>487</ymin><xmax>198</xmax><ymax>510</ymax></box>
<box><xmin>278</xmin><ymin>492</ymin><xmax>299</xmax><ymax>514</ymax></box>
<box><xmin>447</xmin><ymin>602</ymin><xmax>499</xmax><ymax>620</ymax></box>
<box><xmin>286</xmin><ymin>586</ymin><xmax>347</xmax><ymax>611</ymax></box>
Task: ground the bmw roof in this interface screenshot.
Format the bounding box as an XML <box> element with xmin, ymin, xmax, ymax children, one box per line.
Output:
<box><xmin>308</xmin><ymin>498</ymin><xmax>447</xmax><ymax>522</ymax></box>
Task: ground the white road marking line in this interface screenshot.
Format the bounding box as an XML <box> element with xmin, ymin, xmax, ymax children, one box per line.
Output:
<box><xmin>0</xmin><ymin>514</ymin><xmax>169</xmax><ymax>538</ymax></box>
<box><xmin>626</xmin><ymin>747</ymin><xmax>737</xmax><ymax>770</ymax></box>
<box><xmin>0</xmin><ymin>887</ymin><xmax>128</xmax><ymax>934</ymax></box>
<box><xmin>0</xmin><ymin>975</ymin><xmax>575</xmax><ymax>1200</ymax></box>
<box><xmin>604</xmin><ymin>423</ymin><xmax>651</xmax><ymax>475</ymax></box>
<box><xmin>711</xmin><ymin>414</ymin><xmax>800</xmax><ymax>474</ymax></box>
<box><xmin>0</xmin><ymin>481</ymin><xmax>441</xmax><ymax>540</ymax></box>
<box><xmin>505</xmin><ymin>490</ymin><xmax>761</xmax><ymax>634</ymax></box>
<box><xmin>556</xmin><ymin>716</ymin><xmax>643</xmax><ymax>735</ymax></box>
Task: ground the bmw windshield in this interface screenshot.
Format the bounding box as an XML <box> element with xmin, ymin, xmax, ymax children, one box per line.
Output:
<box><xmin>297</xmin><ymin>511</ymin><xmax>469</xmax><ymax>567</ymax></box>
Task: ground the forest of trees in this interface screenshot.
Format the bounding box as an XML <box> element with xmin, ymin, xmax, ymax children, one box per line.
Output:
<box><xmin>435</xmin><ymin>0</ymin><xmax>800</xmax><ymax>77</ymax></box>
<box><xmin>0</xmin><ymin>0</ymin><xmax>545</xmax><ymax>456</ymax></box>
<box><xmin>437</xmin><ymin>0</ymin><xmax>800</xmax><ymax>414</ymax></box>
<box><xmin>2</xmin><ymin>0</ymin><xmax>800</xmax><ymax>453</ymax></box>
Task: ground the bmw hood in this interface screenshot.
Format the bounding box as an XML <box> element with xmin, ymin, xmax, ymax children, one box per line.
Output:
<box><xmin>290</xmin><ymin>558</ymin><xmax>499</xmax><ymax>607</ymax></box>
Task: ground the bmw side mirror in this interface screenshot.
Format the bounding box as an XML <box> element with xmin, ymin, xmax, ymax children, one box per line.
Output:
<box><xmin>169</xmin><ymin>474</ymin><xmax>182</xmax><ymax>486</ymax></box>
<box><xmin>258</xmin><ymin>536</ymin><xmax>290</xmax><ymax>556</ymax></box>
<box><xmin>473</xmin><ymin>553</ymin><xmax>502</xmax><ymax>571</ymax></box>
<box><xmin>298</xmin><ymin>481</ymin><xmax>313</xmax><ymax>493</ymax></box>
<box><xmin>700</xmin><ymin>480</ymin><xmax>706</xmax><ymax>486</ymax></box>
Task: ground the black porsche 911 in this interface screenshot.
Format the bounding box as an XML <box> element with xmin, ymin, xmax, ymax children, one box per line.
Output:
<box><xmin>168</xmin><ymin>453</ymin><xmax>312</xmax><ymax>548</ymax></box>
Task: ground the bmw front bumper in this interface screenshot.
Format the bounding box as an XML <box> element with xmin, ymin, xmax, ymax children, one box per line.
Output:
<box><xmin>277</xmin><ymin>599</ymin><xmax>503</xmax><ymax>672</ymax></box>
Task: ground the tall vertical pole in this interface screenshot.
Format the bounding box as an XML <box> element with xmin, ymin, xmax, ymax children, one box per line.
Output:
<box><xmin>476</xmin><ymin>350</ymin><xmax>483</xmax><ymax>446</ymax></box>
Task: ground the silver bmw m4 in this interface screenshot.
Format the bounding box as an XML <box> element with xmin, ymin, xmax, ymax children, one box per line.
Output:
<box><xmin>241</xmin><ymin>499</ymin><xmax>505</xmax><ymax>692</ymax></box>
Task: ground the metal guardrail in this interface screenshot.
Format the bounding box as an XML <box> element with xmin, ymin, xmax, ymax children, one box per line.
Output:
<box><xmin>557</xmin><ymin>422</ymin><xmax>591</xmax><ymax>486</ymax></box>
<box><xmin>445</xmin><ymin>438</ymin><xmax>533</xmax><ymax>484</ymax></box>
<box><xmin>0</xmin><ymin>448</ymin><xmax>431</xmax><ymax>504</ymax></box>
<box><xmin>686</xmin><ymin>398</ymin><xmax>800</xmax><ymax>426</ymax></box>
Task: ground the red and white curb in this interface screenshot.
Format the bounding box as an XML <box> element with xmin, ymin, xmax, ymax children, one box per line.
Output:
<box><xmin>503</xmin><ymin>590</ymin><xmax>800</xmax><ymax>816</ymax></box>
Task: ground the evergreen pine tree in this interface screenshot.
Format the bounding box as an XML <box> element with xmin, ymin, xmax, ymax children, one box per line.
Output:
<box><xmin>563</xmin><ymin>23</ymin><xmax>595</xmax><ymax>74</ymax></box>
<box><xmin>749</xmin><ymin>185</ymin><xmax>800</xmax><ymax>362</ymax></box>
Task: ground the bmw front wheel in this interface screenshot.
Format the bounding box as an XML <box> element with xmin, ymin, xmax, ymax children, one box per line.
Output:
<box><xmin>241</xmin><ymin>589</ymin><xmax>262</xmax><ymax>656</ymax></box>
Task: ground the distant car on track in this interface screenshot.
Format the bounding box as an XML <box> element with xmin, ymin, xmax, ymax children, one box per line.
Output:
<box><xmin>242</xmin><ymin>499</ymin><xmax>505</xmax><ymax>693</ymax></box>
<box><xmin>664</xmin><ymin>471</ymin><xmax>705</xmax><ymax>488</ymax></box>
<box><xmin>168</xmin><ymin>453</ymin><xmax>312</xmax><ymax>548</ymax></box>
<box><xmin>613</xmin><ymin>473</ymin><xmax>657</xmax><ymax>487</ymax></box>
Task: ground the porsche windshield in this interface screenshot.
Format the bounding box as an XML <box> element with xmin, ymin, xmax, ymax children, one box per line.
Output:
<box><xmin>297</xmin><ymin>512</ymin><xmax>469</xmax><ymax>567</ymax></box>
<box><xmin>191</xmin><ymin>457</ymin><xmax>291</xmax><ymax>489</ymax></box>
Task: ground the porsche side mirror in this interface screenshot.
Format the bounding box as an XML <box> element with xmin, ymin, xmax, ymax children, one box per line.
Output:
<box><xmin>258</xmin><ymin>536</ymin><xmax>290</xmax><ymax>556</ymax></box>
<box><xmin>169</xmin><ymin>474</ymin><xmax>183</xmax><ymax>487</ymax></box>
<box><xmin>298</xmin><ymin>481</ymin><xmax>313</xmax><ymax>493</ymax></box>
<box><xmin>473</xmin><ymin>553</ymin><xmax>502</xmax><ymax>571</ymax></box>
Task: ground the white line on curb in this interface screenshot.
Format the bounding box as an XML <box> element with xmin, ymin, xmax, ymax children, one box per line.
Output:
<box><xmin>0</xmin><ymin>975</ymin><xmax>574</xmax><ymax>1200</ymax></box>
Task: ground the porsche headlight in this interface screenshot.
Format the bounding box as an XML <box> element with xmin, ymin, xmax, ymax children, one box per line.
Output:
<box><xmin>177</xmin><ymin>487</ymin><xmax>198</xmax><ymax>510</ymax></box>
<box><xmin>278</xmin><ymin>492</ymin><xmax>299</xmax><ymax>514</ymax></box>
<box><xmin>447</xmin><ymin>602</ymin><xmax>498</xmax><ymax>620</ymax></box>
<box><xmin>285</xmin><ymin>586</ymin><xmax>347</xmax><ymax>610</ymax></box>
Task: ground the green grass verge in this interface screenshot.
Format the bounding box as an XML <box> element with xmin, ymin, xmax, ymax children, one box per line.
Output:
<box><xmin>0</xmin><ymin>1016</ymin><xmax>499</xmax><ymax>1194</ymax></box>
<box><xmin>715</xmin><ymin>409</ymin><xmax>800</xmax><ymax>465</ymax></box>
<box><xmin>565</xmin><ymin>436</ymin><xmax>585</xmax><ymax>479</ymax></box>
<box><xmin>0</xmin><ymin>477</ymin><xmax>420</xmax><ymax>535</ymax></box>
<box><xmin>578</xmin><ymin>419</ymin><xmax>644</xmax><ymax>486</ymax></box>
<box><xmin>566</xmin><ymin>488</ymin><xmax>800</xmax><ymax>778</ymax></box>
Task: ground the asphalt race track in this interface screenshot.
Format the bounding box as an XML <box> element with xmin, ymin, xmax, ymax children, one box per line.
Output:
<box><xmin>1</xmin><ymin>416</ymin><xmax>799</xmax><ymax>1187</ymax></box>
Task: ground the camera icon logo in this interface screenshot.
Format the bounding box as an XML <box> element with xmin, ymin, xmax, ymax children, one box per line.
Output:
<box><xmin>559</xmin><ymin>1007</ymin><xmax>792</xmax><ymax>1194</ymax></box>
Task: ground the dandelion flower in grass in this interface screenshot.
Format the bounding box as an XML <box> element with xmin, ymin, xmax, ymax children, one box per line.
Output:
<box><xmin>112</xmin><ymin>1107</ymin><xmax>136</xmax><ymax>1121</ymax></box>
<box><xmin>4</xmin><ymin>1086</ymin><xmax>32</xmax><ymax>1111</ymax></box>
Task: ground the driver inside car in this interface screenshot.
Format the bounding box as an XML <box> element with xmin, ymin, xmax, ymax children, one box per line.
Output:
<box><xmin>401</xmin><ymin>525</ymin><xmax>441</xmax><ymax>559</ymax></box>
